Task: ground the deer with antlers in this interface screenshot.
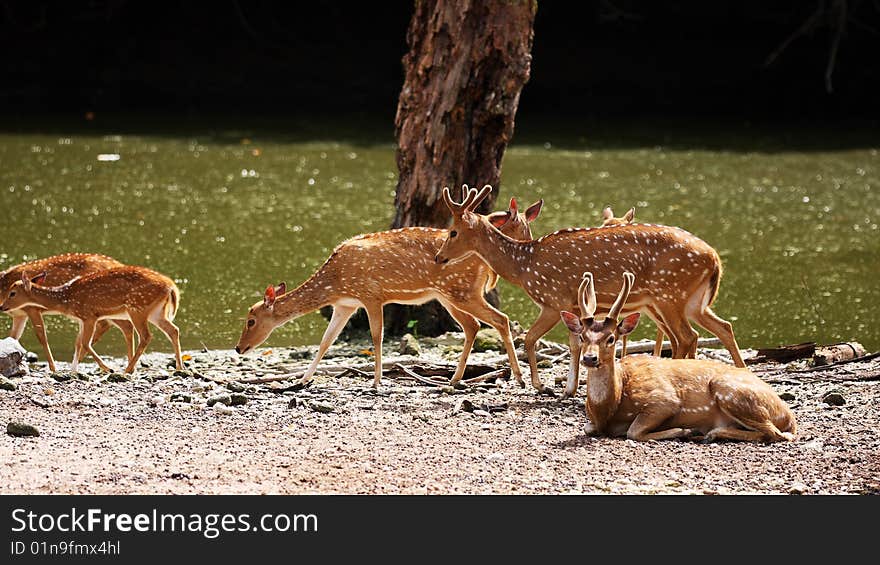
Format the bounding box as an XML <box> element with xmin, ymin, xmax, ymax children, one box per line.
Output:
<box><xmin>0</xmin><ymin>266</ymin><xmax>183</xmax><ymax>374</ymax></box>
<box><xmin>435</xmin><ymin>185</ymin><xmax>745</xmax><ymax>398</ymax></box>
<box><xmin>235</xmin><ymin>193</ymin><xmax>543</xmax><ymax>389</ymax></box>
<box><xmin>561</xmin><ymin>272</ymin><xmax>795</xmax><ymax>442</ymax></box>
<box><xmin>0</xmin><ymin>254</ymin><xmax>136</xmax><ymax>372</ymax></box>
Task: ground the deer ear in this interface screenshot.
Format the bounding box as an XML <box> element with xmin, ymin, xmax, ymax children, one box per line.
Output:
<box><xmin>264</xmin><ymin>285</ymin><xmax>277</xmax><ymax>308</ymax></box>
<box><xmin>624</xmin><ymin>207</ymin><xmax>635</xmax><ymax>222</ymax></box>
<box><xmin>560</xmin><ymin>311</ymin><xmax>583</xmax><ymax>334</ymax></box>
<box><xmin>602</xmin><ymin>207</ymin><xmax>613</xmax><ymax>220</ymax></box>
<box><xmin>509</xmin><ymin>197</ymin><xmax>518</xmax><ymax>214</ymax></box>
<box><xmin>486</xmin><ymin>211</ymin><xmax>511</xmax><ymax>228</ymax></box>
<box><xmin>618</xmin><ymin>313</ymin><xmax>641</xmax><ymax>336</ymax></box>
<box><xmin>276</xmin><ymin>282</ymin><xmax>286</xmax><ymax>296</ymax></box>
<box><xmin>525</xmin><ymin>199</ymin><xmax>543</xmax><ymax>222</ymax></box>
<box><xmin>31</xmin><ymin>272</ymin><xmax>47</xmax><ymax>286</ymax></box>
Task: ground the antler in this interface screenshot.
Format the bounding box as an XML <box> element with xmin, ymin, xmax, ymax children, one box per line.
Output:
<box><xmin>578</xmin><ymin>272</ymin><xmax>597</xmax><ymax>318</ymax></box>
<box><xmin>608</xmin><ymin>272</ymin><xmax>635</xmax><ymax>321</ymax></box>
<box><xmin>442</xmin><ymin>184</ymin><xmax>493</xmax><ymax>215</ymax></box>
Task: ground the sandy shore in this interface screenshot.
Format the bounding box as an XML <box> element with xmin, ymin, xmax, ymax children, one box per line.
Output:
<box><xmin>2</xmin><ymin>336</ymin><xmax>878</xmax><ymax>495</ymax></box>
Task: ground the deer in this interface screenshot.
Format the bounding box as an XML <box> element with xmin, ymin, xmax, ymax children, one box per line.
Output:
<box><xmin>235</xmin><ymin>191</ymin><xmax>543</xmax><ymax>390</ymax></box>
<box><xmin>560</xmin><ymin>271</ymin><xmax>796</xmax><ymax>442</ymax></box>
<box><xmin>434</xmin><ymin>185</ymin><xmax>745</xmax><ymax>398</ymax></box>
<box><xmin>0</xmin><ymin>253</ymin><xmax>136</xmax><ymax>372</ymax></box>
<box><xmin>597</xmin><ymin>205</ymin><xmax>665</xmax><ymax>360</ymax></box>
<box><xmin>0</xmin><ymin>266</ymin><xmax>183</xmax><ymax>374</ymax></box>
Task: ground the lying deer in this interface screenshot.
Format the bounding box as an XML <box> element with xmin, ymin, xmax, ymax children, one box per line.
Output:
<box><xmin>235</xmin><ymin>193</ymin><xmax>543</xmax><ymax>389</ymax></box>
<box><xmin>0</xmin><ymin>253</ymin><xmax>135</xmax><ymax>372</ymax></box>
<box><xmin>435</xmin><ymin>185</ymin><xmax>745</xmax><ymax>398</ymax></box>
<box><xmin>0</xmin><ymin>267</ymin><xmax>183</xmax><ymax>374</ymax></box>
<box><xmin>561</xmin><ymin>272</ymin><xmax>796</xmax><ymax>442</ymax></box>
<box><xmin>597</xmin><ymin>206</ymin><xmax>665</xmax><ymax>360</ymax></box>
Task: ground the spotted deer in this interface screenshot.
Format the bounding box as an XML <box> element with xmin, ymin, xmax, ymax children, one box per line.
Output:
<box><xmin>597</xmin><ymin>205</ymin><xmax>665</xmax><ymax>360</ymax></box>
<box><xmin>235</xmin><ymin>193</ymin><xmax>543</xmax><ymax>389</ymax></box>
<box><xmin>435</xmin><ymin>185</ymin><xmax>745</xmax><ymax>398</ymax></box>
<box><xmin>0</xmin><ymin>267</ymin><xmax>183</xmax><ymax>374</ymax></box>
<box><xmin>561</xmin><ymin>272</ymin><xmax>795</xmax><ymax>442</ymax></box>
<box><xmin>0</xmin><ymin>254</ymin><xmax>136</xmax><ymax>372</ymax></box>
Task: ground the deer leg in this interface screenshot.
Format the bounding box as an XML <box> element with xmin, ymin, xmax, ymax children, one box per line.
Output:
<box><xmin>124</xmin><ymin>318</ymin><xmax>153</xmax><ymax>374</ymax></box>
<box><xmin>25</xmin><ymin>309</ymin><xmax>56</xmax><ymax>373</ymax></box>
<box><xmin>109</xmin><ymin>320</ymin><xmax>137</xmax><ymax>364</ymax></box>
<box><xmin>8</xmin><ymin>312</ymin><xmax>28</xmax><ymax>340</ymax></box>
<box><xmin>626</xmin><ymin>409</ymin><xmax>692</xmax><ymax>441</ymax></box>
<box><xmin>442</xmin><ymin>304</ymin><xmax>481</xmax><ymax>386</ymax></box>
<box><xmin>690</xmin><ymin>307</ymin><xmax>746</xmax><ymax>368</ymax></box>
<box><xmin>704</xmin><ymin>427</ymin><xmax>768</xmax><ymax>442</ymax></box>
<box><xmin>81</xmin><ymin>318</ymin><xmax>115</xmax><ymax>373</ymax></box>
<box><xmin>150</xmin><ymin>313</ymin><xmax>184</xmax><ymax>371</ymax></box>
<box><xmin>300</xmin><ymin>304</ymin><xmax>358</xmax><ymax>385</ymax></box>
<box><xmin>79</xmin><ymin>320</ymin><xmax>110</xmax><ymax>362</ymax></box>
<box><xmin>660</xmin><ymin>307</ymin><xmax>698</xmax><ymax>359</ymax></box>
<box><xmin>365</xmin><ymin>304</ymin><xmax>385</xmax><ymax>389</ymax></box>
<box><xmin>72</xmin><ymin>320</ymin><xmax>84</xmax><ymax>373</ymax></box>
<box><xmin>645</xmin><ymin>304</ymin><xmax>673</xmax><ymax>357</ymax></box>
<box><xmin>562</xmin><ymin>330</ymin><xmax>581</xmax><ymax>398</ymax></box>
<box><xmin>452</xmin><ymin>298</ymin><xmax>523</xmax><ymax>387</ymax></box>
<box><xmin>524</xmin><ymin>306</ymin><xmax>560</xmax><ymax>393</ymax></box>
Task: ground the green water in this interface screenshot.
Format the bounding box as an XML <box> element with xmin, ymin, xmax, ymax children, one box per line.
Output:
<box><xmin>1</xmin><ymin>117</ymin><xmax>878</xmax><ymax>359</ymax></box>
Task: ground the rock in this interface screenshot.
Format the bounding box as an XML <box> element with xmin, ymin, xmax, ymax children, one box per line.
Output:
<box><xmin>226</xmin><ymin>381</ymin><xmax>247</xmax><ymax>393</ymax></box>
<box><xmin>453</xmin><ymin>398</ymin><xmax>475</xmax><ymax>414</ymax></box>
<box><xmin>287</xmin><ymin>398</ymin><xmax>298</xmax><ymax>409</ymax></box>
<box><xmin>821</xmin><ymin>392</ymin><xmax>846</xmax><ymax>406</ymax></box>
<box><xmin>206</xmin><ymin>393</ymin><xmax>232</xmax><ymax>407</ymax></box>
<box><xmin>0</xmin><ymin>337</ymin><xmax>29</xmax><ymax>377</ymax></box>
<box><xmin>172</xmin><ymin>370</ymin><xmax>193</xmax><ymax>378</ymax></box>
<box><xmin>309</xmin><ymin>401</ymin><xmax>335</xmax><ymax>413</ymax></box>
<box><xmin>105</xmin><ymin>373</ymin><xmax>130</xmax><ymax>383</ymax></box>
<box><xmin>289</xmin><ymin>348</ymin><xmax>314</xmax><ymax>360</ymax></box>
<box><xmin>148</xmin><ymin>396</ymin><xmax>166</xmax><ymax>407</ymax></box>
<box><xmin>481</xmin><ymin>402</ymin><xmax>508</xmax><ymax>413</ymax></box>
<box><xmin>440</xmin><ymin>385</ymin><xmax>457</xmax><ymax>395</ymax></box>
<box><xmin>212</xmin><ymin>403</ymin><xmax>234</xmax><ymax>415</ymax></box>
<box><xmin>789</xmin><ymin>482</ymin><xmax>808</xmax><ymax>495</ymax></box>
<box><xmin>229</xmin><ymin>393</ymin><xmax>248</xmax><ymax>406</ymax></box>
<box><xmin>25</xmin><ymin>351</ymin><xmax>38</xmax><ymax>363</ymax></box>
<box><xmin>50</xmin><ymin>372</ymin><xmax>73</xmax><ymax>382</ymax></box>
<box><xmin>473</xmin><ymin>329</ymin><xmax>503</xmax><ymax>352</ymax></box>
<box><xmin>170</xmin><ymin>392</ymin><xmax>192</xmax><ymax>403</ymax></box>
<box><xmin>7</xmin><ymin>421</ymin><xmax>39</xmax><ymax>437</ymax></box>
<box><xmin>537</xmin><ymin>359</ymin><xmax>553</xmax><ymax>369</ymax></box>
<box><xmin>473</xmin><ymin>409</ymin><xmax>491</xmax><ymax>417</ymax></box>
<box><xmin>152</xmin><ymin>371</ymin><xmax>172</xmax><ymax>381</ymax></box>
<box><xmin>398</xmin><ymin>333</ymin><xmax>421</xmax><ymax>356</ymax></box>
<box><xmin>0</xmin><ymin>377</ymin><xmax>17</xmax><ymax>391</ymax></box>
<box><xmin>779</xmin><ymin>392</ymin><xmax>796</xmax><ymax>401</ymax></box>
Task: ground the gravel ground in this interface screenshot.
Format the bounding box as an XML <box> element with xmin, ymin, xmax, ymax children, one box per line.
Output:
<box><xmin>2</xmin><ymin>337</ymin><xmax>878</xmax><ymax>495</ymax></box>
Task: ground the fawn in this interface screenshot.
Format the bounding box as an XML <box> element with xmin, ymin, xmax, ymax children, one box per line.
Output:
<box><xmin>560</xmin><ymin>271</ymin><xmax>796</xmax><ymax>442</ymax></box>
<box><xmin>235</xmin><ymin>193</ymin><xmax>543</xmax><ymax>389</ymax></box>
<box><xmin>435</xmin><ymin>185</ymin><xmax>745</xmax><ymax>398</ymax></box>
<box><xmin>0</xmin><ymin>253</ymin><xmax>135</xmax><ymax>372</ymax></box>
<box><xmin>0</xmin><ymin>267</ymin><xmax>183</xmax><ymax>374</ymax></box>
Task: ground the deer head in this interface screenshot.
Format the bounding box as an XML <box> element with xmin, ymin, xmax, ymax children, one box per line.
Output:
<box><xmin>235</xmin><ymin>282</ymin><xmax>286</xmax><ymax>354</ymax></box>
<box><xmin>434</xmin><ymin>184</ymin><xmax>496</xmax><ymax>264</ymax></box>
<box><xmin>560</xmin><ymin>272</ymin><xmax>641</xmax><ymax>369</ymax></box>
<box><xmin>0</xmin><ymin>272</ymin><xmax>47</xmax><ymax>312</ymax></box>
<box><xmin>601</xmin><ymin>206</ymin><xmax>635</xmax><ymax>227</ymax></box>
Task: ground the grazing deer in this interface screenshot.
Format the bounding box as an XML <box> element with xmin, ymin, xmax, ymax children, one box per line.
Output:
<box><xmin>0</xmin><ymin>267</ymin><xmax>183</xmax><ymax>374</ymax></box>
<box><xmin>0</xmin><ymin>254</ymin><xmax>135</xmax><ymax>372</ymax></box>
<box><xmin>435</xmin><ymin>185</ymin><xmax>745</xmax><ymax>398</ymax></box>
<box><xmin>597</xmin><ymin>206</ymin><xmax>665</xmax><ymax>360</ymax></box>
<box><xmin>561</xmin><ymin>272</ymin><xmax>796</xmax><ymax>442</ymax></box>
<box><xmin>235</xmin><ymin>193</ymin><xmax>543</xmax><ymax>389</ymax></box>
<box><xmin>600</xmin><ymin>206</ymin><xmax>635</xmax><ymax>227</ymax></box>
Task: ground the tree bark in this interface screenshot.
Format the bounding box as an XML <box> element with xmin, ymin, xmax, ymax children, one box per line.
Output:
<box><xmin>393</xmin><ymin>0</ymin><xmax>536</xmax><ymax>227</ymax></box>
<box><xmin>383</xmin><ymin>0</ymin><xmax>537</xmax><ymax>336</ymax></box>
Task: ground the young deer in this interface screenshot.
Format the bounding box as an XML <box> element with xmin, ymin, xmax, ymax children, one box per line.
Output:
<box><xmin>0</xmin><ymin>253</ymin><xmax>135</xmax><ymax>372</ymax></box>
<box><xmin>235</xmin><ymin>193</ymin><xmax>543</xmax><ymax>389</ymax></box>
<box><xmin>435</xmin><ymin>185</ymin><xmax>745</xmax><ymax>398</ymax></box>
<box><xmin>0</xmin><ymin>267</ymin><xmax>183</xmax><ymax>374</ymax></box>
<box><xmin>561</xmin><ymin>272</ymin><xmax>796</xmax><ymax>442</ymax></box>
<box><xmin>597</xmin><ymin>206</ymin><xmax>665</xmax><ymax>359</ymax></box>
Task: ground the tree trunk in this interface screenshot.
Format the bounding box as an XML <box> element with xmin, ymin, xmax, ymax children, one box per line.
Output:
<box><xmin>383</xmin><ymin>0</ymin><xmax>537</xmax><ymax>336</ymax></box>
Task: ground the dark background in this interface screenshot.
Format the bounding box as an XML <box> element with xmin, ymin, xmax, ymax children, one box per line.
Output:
<box><xmin>2</xmin><ymin>0</ymin><xmax>879</xmax><ymax>123</ymax></box>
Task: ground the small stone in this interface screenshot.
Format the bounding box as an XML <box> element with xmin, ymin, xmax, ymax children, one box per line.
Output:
<box><xmin>289</xmin><ymin>348</ymin><xmax>313</xmax><ymax>360</ymax></box>
<box><xmin>152</xmin><ymin>371</ymin><xmax>171</xmax><ymax>381</ymax></box>
<box><xmin>148</xmin><ymin>396</ymin><xmax>165</xmax><ymax>407</ymax></box>
<box><xmin>473</xmin><ymin>409</ymin><xmax>491</xmax><ymax>417</ymax></box>
<box><xmin>212</xmin><ymin>403</ymin><xmax>234</xmax><ymax>415</ymax></box>
<box><xmin>287</xmin><ymin>398</ymin><xmax>298</xmax><ymax>409</ymax></box>
<box><xmin>309</xmin><ymin>401</ymin><xmax>335</xmax><ymax>414</ymax></box>
<box><xmin>172</xmin><ymin>370</ymin><xmax>193</xmax><ymax>378</ymax></box>
<box><xmin>537</xmin><ymin>360</ymin><xmax>553</xmax><ymax>369</ymax></box>
<box><xmin>226</xmin><ymin>381</ymin><xmax>246</xmax><ymax>393</ymax></box>
<box><xmin>821</xmin><ymin>392</ymin><xmax>846</xmax><ymax>406</ymax></box>
<box><xmin>206</xmin><ymin>393</ymin><xmax>232</xmax><ymax>407</ymax></box>
<box><xmin>398</xmin><ymin>333</ymin><xmax>421</xmax><ymax>356</ymax></box>
<box><xmin>453</xmin><ymin>398</ymin><xmax>475</xmax><ymax>414</ymax></box>
<box><xmin>473</xmin><ymin>328</ymin><xmax>503</xmax><ymax>352</ymax></box>
<box><xmin>0</xmin><ymin>338</ymin><xmax>29</xmax><ymax>377</ymax></box>
<box><xmin>789</xmin><ymin>482</ymin><xmax>808</xmax><ymax>495</ymax></box>
<box><xmin>25</xmin><ymin>351</ymin><xmax>39</xmax><ymax>363</ymax></box>
<box><xmin>105</xmin><ymin>373</ymin><xmax>130</xmax><ymax>383</ymax></box>
<box><xmin>0</xmin><ymin>377</ymin><xmax>16</xmax><ymax>391</ymax></box>
<box><xmin>440</xmin><ymin>385</ymin><xmax>457</xmax><ymax>395</ymax></box>
<box><xmin>50</xmin><ymin>372</ymin><xmax>73</xmax><ymax>382</ymax></box>
<box><xmin>7</xmin><ymin>421</ymin><xmax>39</xmax><ymax>437</ymax></box>
<box><xmin>229</xmin><ymin>393</ymin><xmax>248</xmax><ymax>406</ymax></box>
<box><xmin>170</xmin><ymin>392</ymin><xmax>192</xmax><ymax>403</ymax></box>
<box><xmin>778</xmin><ymin>392</ymin><xmax>796</xmax><ymax>401</ymax></box>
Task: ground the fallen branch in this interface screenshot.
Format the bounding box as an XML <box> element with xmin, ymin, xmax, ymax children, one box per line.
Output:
<box><xmin>789</xmin><ymin>351</ymin><xmax>880</xmax><ymax>373</ymax></box>
<box><xmin>392</xmin><ymin>363</ymin><xmax>449</xmax><ymax>387</ymax></box>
